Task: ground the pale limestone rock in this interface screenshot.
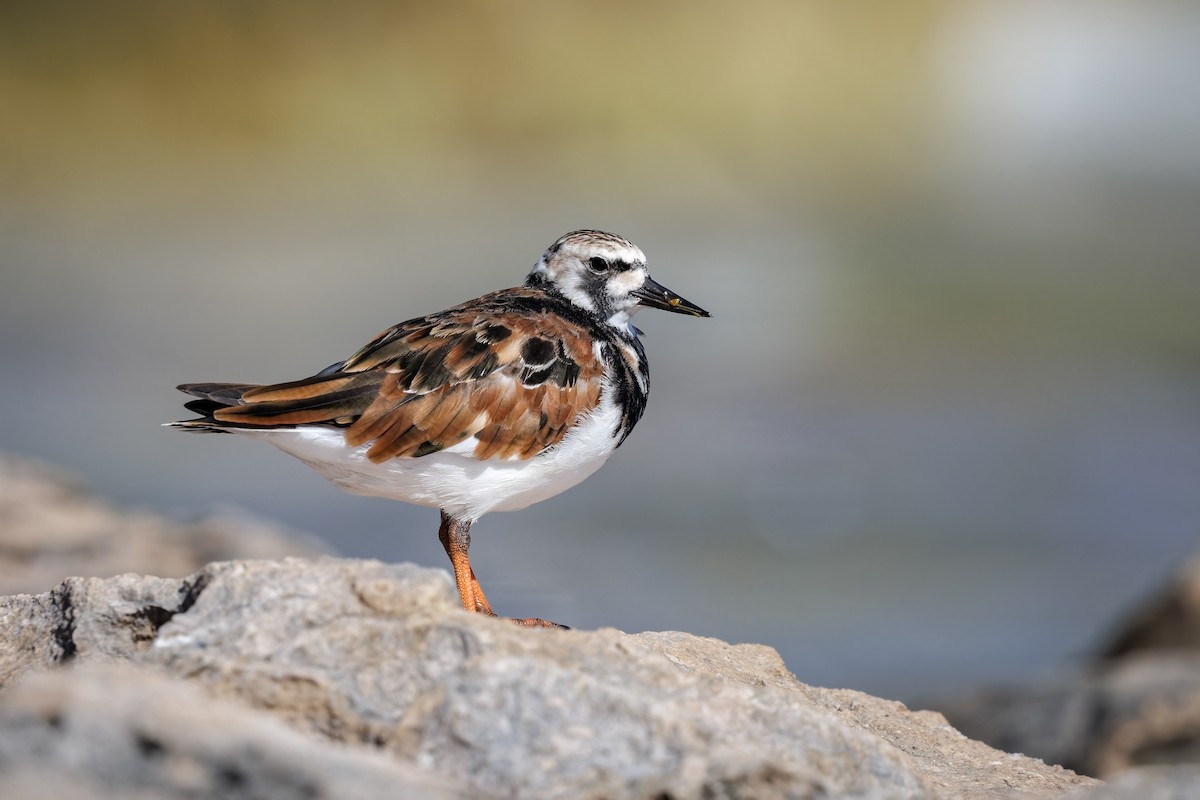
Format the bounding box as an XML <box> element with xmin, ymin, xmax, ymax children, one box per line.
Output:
<box><xmin>0</xmin><ymin>558</ymin><xmax>1098</xmax><ymax>799</ymax></box>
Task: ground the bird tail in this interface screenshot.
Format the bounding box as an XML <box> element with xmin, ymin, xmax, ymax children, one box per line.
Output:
<box><xmin>165</xmin><ymin>382</ymin><xmax>262</xmax><ymax>433</ymax></box>
<box><xmin>166</xmin><ymin>373</ymin><xmax>380</xmax><ymax>432</ymax></box>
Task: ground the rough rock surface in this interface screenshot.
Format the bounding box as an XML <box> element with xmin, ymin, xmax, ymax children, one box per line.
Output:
<box><xmin>0</xmin><ymin>557</ymin><xmax>1096</xmax><ymax>799</ymax></box>
<box><xmin>0</xmin><ymin>451</ymin><xmax>327</xmax><ymax>596</ymax></box>
<box><xmin>942</xmin><ymin>553</ymin><xmax>1200</xmax><ymax>781</ymax></box>
<box><xmin>943</xmin><ymin>654</ymin><xmax>1200</xmax><ymax>778</ymax></box>
<box><xmin>0</xmin><ymin>664</ymin><xmax>460</xmax><ymax>799</ymax></box>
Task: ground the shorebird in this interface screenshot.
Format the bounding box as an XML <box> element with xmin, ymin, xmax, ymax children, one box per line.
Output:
<box><xmin>169</xmin><ymin>230</ymin><xmax>709</xmax><ymax>626</ymax></box>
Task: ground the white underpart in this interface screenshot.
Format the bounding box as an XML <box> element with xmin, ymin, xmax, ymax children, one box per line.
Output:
<box><xmin>238</xmin><ymin>390</ymin><xmax>624</xmax><ymax>520</ymax></box>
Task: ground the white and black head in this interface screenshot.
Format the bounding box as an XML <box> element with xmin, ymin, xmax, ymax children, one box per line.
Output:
<box><xmin>526</xmin><ymin>229</ymin><xmax>709</xmax><ymax>329</ymax></box>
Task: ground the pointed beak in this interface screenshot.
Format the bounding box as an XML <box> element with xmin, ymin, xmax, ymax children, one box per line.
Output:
<box><xmin>632</xmin><ymin>277</ymin><xmax>711</xmax><ymax>317</ymax></box>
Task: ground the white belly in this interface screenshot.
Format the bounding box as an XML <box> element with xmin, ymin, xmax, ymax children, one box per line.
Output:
<box><xmin>241</xmin><ymin>396</ymin><xmax>624</xmax><ymax>520</ymax></box>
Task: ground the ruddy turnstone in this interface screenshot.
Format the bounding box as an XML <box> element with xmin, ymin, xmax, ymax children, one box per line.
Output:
<box><xmin>169</xmin><ymin>229</ymin><xmax>709</xmax><ymax>627</ymax></box>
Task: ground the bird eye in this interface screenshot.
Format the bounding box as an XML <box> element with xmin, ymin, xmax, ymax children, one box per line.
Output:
<box><xmin>588</xmin><ymin>256</ymin><xmax>609</xmax><ymax>273</ymax></box>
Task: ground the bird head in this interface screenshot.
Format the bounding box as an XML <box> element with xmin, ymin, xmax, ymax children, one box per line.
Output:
<box><xmin>527</xmin><ymin>229</ymin><xmax>710</xmax><ymax>329</ymax></box>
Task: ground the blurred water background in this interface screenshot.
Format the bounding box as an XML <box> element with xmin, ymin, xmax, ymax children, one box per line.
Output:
<box><xmin>2</xmin><ymin>1</ymin><xmax>1199</xmax><ymax>704</ymax></box>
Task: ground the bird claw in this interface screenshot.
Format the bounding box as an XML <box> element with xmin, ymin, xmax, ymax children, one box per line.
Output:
<box><xmin>507</xmin><ymin>616</ymin><xmax>569</xmax><ymax>630</ymax></box>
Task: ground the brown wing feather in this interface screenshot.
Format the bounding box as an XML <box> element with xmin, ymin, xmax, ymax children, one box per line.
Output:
<box><xmin>193</xmin><ymin>289</ymin><xmax>606</xmax><ymax>463</ymax></box>
<box><xmin>211</xmin><ymin>373</ymin><xmax>382</xmax><ymax>427</ymax></box>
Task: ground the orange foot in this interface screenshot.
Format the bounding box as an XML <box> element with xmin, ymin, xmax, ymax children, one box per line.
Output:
<box><xmin>439</xmin><ymin>512</ymin><xmax>569</xmax><ymax>631</ymax></box>
<box><xmin>507</xmin><ymin>617</ymin><xmax>569</xmax><ymax>629</ymax></box>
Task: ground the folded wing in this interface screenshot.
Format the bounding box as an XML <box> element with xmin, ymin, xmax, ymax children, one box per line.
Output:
<box><xmin>173</xmin><ymin>291</ymin><xmax>605</xmax><ymax>462</ymax></box>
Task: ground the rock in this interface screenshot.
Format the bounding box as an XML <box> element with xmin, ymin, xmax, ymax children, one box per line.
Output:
<box><xmin>941</xmin><ymin>653</ymin><xmax>1200</xmax><ymax>779</ymax></box>
<box><xmin>1068</xmin><ymin>766</ymin><xmax>1200</xmax><ymax>800</ymax></box>
<box><xmin>1103</xmin><ymin>555</ymin><xmax>1200</xmax><ymax>658</ymax></box>
<box><xmin>0</xmin><ymin>557</ymin><xmax>1097</xmax><ymax>799</ymax></box>
<box><xmin>0</xmin><ymin>450</ymin><xmax>328</xmax><ymax>596</ymax></box>
<box><xmin>630</xmin><ymin>632</ymin><xmax>1089</xmax><ymax>799</ymax></box>
<box><xmin>941</xmin><ymin>553</ymin><xmax>1200</xmax><ymax>780</ymax></box>
<box><xmin>0</xmin><ymin>663</ymin><xmax>460</xmax><ymax>800</ymax></box>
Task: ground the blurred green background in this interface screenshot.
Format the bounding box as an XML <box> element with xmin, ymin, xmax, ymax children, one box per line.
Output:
<box><xmin>3</xmin><ymin>1</ymin><xmax>1199</xmax><ymax>702</ymax></box>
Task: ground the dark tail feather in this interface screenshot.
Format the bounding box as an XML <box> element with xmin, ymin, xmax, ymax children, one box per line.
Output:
<box><xmin>167</xmin><ymin>374</ymin><xmax>379</xmax><ymax>432</ymax></box>
<box><xmin>167</xmin><ymin>382</ymin><xmax>262</xmax><ymax>433</ymax></box>
<box><xmin>177</xmin><ymin>382</ymin><xmax>261</xmax><ymax>406</ymax></box>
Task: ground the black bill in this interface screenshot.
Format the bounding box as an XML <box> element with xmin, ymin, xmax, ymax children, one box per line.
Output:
<box><xmin>632</xmin><ymin>277</ymin><xmax>711</xmax><ymax>317</ymax></box>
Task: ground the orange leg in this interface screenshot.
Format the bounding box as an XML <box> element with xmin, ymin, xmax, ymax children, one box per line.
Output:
<box><xmin>437</xmin><ymin>511</ymin><xmax>567</xmax><ymax>629</ymax></box>
<box><xmin>438</xmin><ymin>512</ymin><xmax>495</xmax><ymax>615</ymax></box>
